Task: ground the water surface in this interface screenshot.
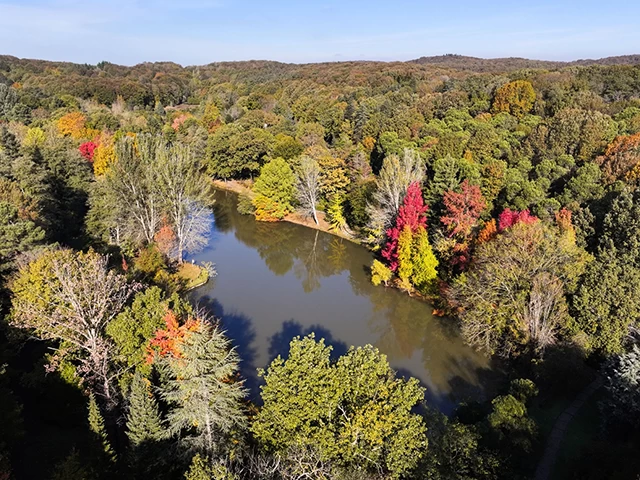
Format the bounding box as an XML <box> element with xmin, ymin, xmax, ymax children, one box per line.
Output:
<box><xmin>190</xmin><ymin>190</ymin><xmax>496</xmax><ymax>413</ymax></box>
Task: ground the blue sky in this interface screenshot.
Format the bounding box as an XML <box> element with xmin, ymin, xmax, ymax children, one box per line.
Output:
<box><xmin>0</xmin><ymin>0</ymin><xmax>638</xmax><ymax>65</ymax></box>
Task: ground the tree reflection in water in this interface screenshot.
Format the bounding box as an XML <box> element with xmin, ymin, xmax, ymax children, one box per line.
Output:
<box><xmin>192</xmin><ymin>189</ymin><xmax>500</xmax><ymax>412</ymax></box>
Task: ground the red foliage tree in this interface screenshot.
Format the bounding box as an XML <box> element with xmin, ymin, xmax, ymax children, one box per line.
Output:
<box><xmin>381</xmin><ymin>182</ymin><xmax>428</xmax><ymax>271</ymax></box>
<box><xmin>79</xmin><ymin>141</ymin><xmax>97</xmax><ymax>162</ymax></box>
<box><xmin>498</xmin><ymin>208</ymin><xmax>538</xmax><ymax>231</ymax></box>
<box><xmin>440</xmin><ymin>180</ymin><xmax>486</xmax><ymax>238</ymax></box>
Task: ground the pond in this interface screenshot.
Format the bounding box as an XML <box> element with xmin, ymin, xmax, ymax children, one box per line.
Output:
<box><xmin>189</xmin><ymin>190</ymin><xmax>498</xmax><ymax>413</ymax></box>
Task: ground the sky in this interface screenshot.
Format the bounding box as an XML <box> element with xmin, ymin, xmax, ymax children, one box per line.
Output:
<box><xmin>0</xmin><ymin>0</ymin><xmax>638</xmax><ymax>66</ymax></box>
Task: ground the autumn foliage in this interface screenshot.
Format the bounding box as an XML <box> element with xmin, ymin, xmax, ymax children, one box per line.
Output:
<box><xmin>498</xmin><ymin>208</ymin><xmax>538</xmax><ymax>231</ymax></box>
<box><xmin>79</xmin><ymin>141</ymin><xmax>97</xmax><ymax>161</ymax></box>
<box><xmin>491</xmin><ymin>80</ymin><xmax>536</xmax><ymax>118</ymax></box>
<box><xmin>597</xmin><ymin>132</ymin><xmax>640</xmax><ymax>184</ymax></box>
<box><xmin>146</xmin><ymin>310</ymin><xmax>200</xmax><ymax>362</ymax></box>
<box><xmin>57</xmin><ymin>111</ymin><xmax>87</xmax><ymax>139</ymax></box>
<box><xmin>440</xmin><ymin>180</ymin><xmax>486</xmax><ymax>238</ymax></box>
<box><xmin>381</xmin><ymin>182</ymin><xmax>428</xmax><ymax>271</ymax></box>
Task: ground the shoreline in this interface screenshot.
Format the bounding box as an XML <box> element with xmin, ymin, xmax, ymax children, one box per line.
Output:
<box><xmin>211</xmin><ymin>179</ymin><xmax>362</xmax><ymax>244</ymax></box>
<box><xmin>211</xmin><ymin>179</ymin><xmax>441</xmax><ymax>312</ymax></box>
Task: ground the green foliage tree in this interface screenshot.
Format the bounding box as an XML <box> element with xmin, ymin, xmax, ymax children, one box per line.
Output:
<box><xmin>252</xmin><ymin>157</ymin><xmax>295</xmax><ymax>221</ymax></box>
<box><xmin>158</xmin><ymin>320</ymin><xmax>247</xmax><ymax>459</ymax></box>
<box><xmin>449</xmin><ymin>221</ymin><xmax>587</xmax><ymax>355</ymax></box>
<box><xmin>253</xmin><ymin>334</ymin><xmax>427</xmax><ymax>478</ymax></box>
<box><xmin>370</xmin><ymin>259</ymin><xmax>392</xmax><ymax>286</ymax></box>
<box><xmin>88</xmin><ymin>394</ymin><xmax>116</xmax><ymax>463</ymax></box>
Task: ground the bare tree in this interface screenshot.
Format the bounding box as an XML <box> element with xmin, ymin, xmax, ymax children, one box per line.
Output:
<box><xmin>156</xmin><ymin>143</ymin><xmax>212</xmax><ymax>263</ymax></box>
<box><xmin>520</xmin><ymin>273</ymin><xmax>567</xmax><ymax>352</ymax></box>
<box><xmin>368</xmin><ymin>148</ymin><xmax>425</xmax><ymax>232</ymax></box>
<box><xmin>106</xmin><ymin>135</ymin><xmax>162</xmax><ymax>244</ymax></box>
<box><xmin>295</xmin><ymin>155</ymin><xmax>321</xmax><ymax>225</ymax></box>
<box><xmin>11</xmin><ymin>249</ymin><xmax>138</xmax><ymax>404</ymax></box>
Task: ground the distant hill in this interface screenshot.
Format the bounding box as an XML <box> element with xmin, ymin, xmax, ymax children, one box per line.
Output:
<box><xmin>409</xmin><ymin>54</ymin><xmax>640</xmax><ymax>72</ymax></box>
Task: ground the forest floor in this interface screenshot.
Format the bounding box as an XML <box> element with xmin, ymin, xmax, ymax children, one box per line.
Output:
<box><xmin>533</xmin><ymin>375</ymin><xmax>603</xmax><ymax>480</ymax></box>
<box><xmin>211</xmin><ymin>179</ymin><xmax>361</xmax><ymax>243</ymax></box>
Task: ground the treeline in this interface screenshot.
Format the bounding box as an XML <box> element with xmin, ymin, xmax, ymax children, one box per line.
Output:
<box><xmin>0</xmin><ymin>54</ymin><xmax>640</xmax><ymax>478</ymax></box>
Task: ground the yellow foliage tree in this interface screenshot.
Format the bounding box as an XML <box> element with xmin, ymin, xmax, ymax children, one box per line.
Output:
<box><xmin>57</xmin><ymin>112</ymin><xmax>87</xmax><ymax>139</ymax></box>
<box><xmin>492</xmin><ymin>80</ymin><xmax>536</xmax><ymax>118</ymax></box>
<box><xmin>93</xmin><ymin>134</ymin><xmax>116</xmax><ymax>176</ymax></box>
<box><xmin>22</xmin><ymin>127</ymin><xmax>46</xmax><ymax>150</ymax></box>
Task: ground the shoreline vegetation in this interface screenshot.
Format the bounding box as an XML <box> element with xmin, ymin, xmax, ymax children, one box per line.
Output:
<box><xmin>1</xmin><ymin>52</ymin><xmax>640</xmax><ymax>480</ymax></box>
<box><xmin>212</xmin><ymin>179</ymin><xmax>361</xmax><ymax>244</ymax></box>
<box><xmin>211</xmin><ymin>179</ymin><xmax>442</xmax><ymax>308</ymax></box>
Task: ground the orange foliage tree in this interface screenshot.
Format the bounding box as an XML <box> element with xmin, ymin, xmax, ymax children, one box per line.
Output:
<box><xmin>57</xmin><ymin>111</ymin><xmax>87</xmax><ymax>139</ymax></box>
<box><xmin>597</xmin><ymin>132</ymin><xmax>640</xmax><ymax>184</ymax></box>
<box><xmin>146</xmin><ymin>310</ymin><xmax>200</xmax><ymax>362</ymax></box>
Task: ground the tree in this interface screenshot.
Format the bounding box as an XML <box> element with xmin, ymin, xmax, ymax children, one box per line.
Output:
<box><xmin>57</xmin><ymin>111</ymin><xmax>87</xmax><ymax>139</ymax></box>
<box><xmin>486</xmin><ymin>379</ymin><xmax>538</xmax><ymax>453</ymax></box>
<box><xmin>88</xmin><ymin>394</ymin><xmax>116</xmax><ymax>462</ymax></box>
<box><xmin>597</xmin><ymin>132</ymin><xmax>640</xmax><ymax>185</ymax></box>
<box><xmin>449</xmin><ymin>221</ymin><xmax>587</xmax><ymax>356</ymax></box>
<box><xmin>79</xmin><ymin>141</ymin><xmax>97</xmax><ymax>162</ymax></box>
<box><xmin>411</xmin><ymin>226</ymin><xmax>439</xmax><ymax>295</ymax></box>
<box><xmin>492</xmin><ymin>80</ymin><xmax>536</xmax><ymax>118</ymax></box>
<box><xmin>104</xmin><ymin>135</ymin><xmax>162</xmax><ymax>244</ymax></box>
<box><xmin>252</xmin><ymin>157</ymin><xmax>295</xmax><ymax>221</ymax></box>
<box><xmin>184</xmin><ymin>454</ymin><xmax>235</xmax><ymax>480</ymax></box>
<box><xmin>295</xmin><ymin>155</ymin><xmax>321</xmax><ymax>224</ymax></box>
<box><xmin>126</xmin><ymin>371</ymin><xmax>165</xmax><ymax>446</ymax></box>
<box><xmin>253</xmin><ymin>334</ymin><xmax>427</xmax><ymax>478</ymax></box>
<box><xmin>107</xmin><ymin>287</ymin><xmax>191</xmax><ymax>374</ymax></box>
<box><xmin>572</xmin><ymin>252</ymin><xmax>640</xmax><ymax>355</ymax></box>
<box><xmin>497</xmin><ymin>208</ymin><xmax>538</xmax><ymax>231</ymax></box>
<box><xmin>440</xmin><ymin>180</ymin><xmax>486</xmax><ymax>238</ymax></box>
<box><xmin>368</xmin><ymin>148</ymin><xmax>425</xmax><ymax>232</ymax></box>
<box><xmin>601</xmin><ymin>345</ymin><xmax>640</xmax><ymax>430</ymax></box>
<box><xmin>381</xmin><ymin>182</ymin><xmax>428</xmax><ymax>271</ymax></box>
<box><xmin>397</xmin><ymin>225</ymin><xmax>414</xmax><ymax>291</ymax></box>
<box><xmin>0</xmin><ymin>196</ymin><xmax>44</xmax><ymax>270</ymax></box>
<box><xmin>371</xmin><ymin>259</ymin><xmax>392</xmax><ymax>286</ymax></box>
<box><xmin>156</xmin><ymin>143</ymin><xmax>212</xmax><ymax>263</ymax></box>
<box><xmin>11</xmin><ymin>249</ymin><xmax>137</xmax><ymax>402</ymax></box>
<box><xmin>158</xmin><ymin>316</ymin><xmax>247</xmax><ymax>459</ymax></box>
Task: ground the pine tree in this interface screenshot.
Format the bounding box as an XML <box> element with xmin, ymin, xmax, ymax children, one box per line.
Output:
<box><xmin>397</xmin><ymin>225</ymin><xmax>414</xmax><ymax>291</ymax></box>
<box><xmin>126</xmin><ymin>371</ymin><xmax>165</xmax><ymax>446</ymax></box>
<box><xmin>0</xmin><ymin>127</ymin><xmax>20</xmax><ymax>162</ymax></box>
<box><xmin>371</xmin><ymin>259</ymin><xmax>392</xmax><ymax>286</ymax></box>
<box><xmin>411</xmin><ymin>227</ymin><xmax>439</xmax><ymax>294</ymax></box>
<box><xmin>88</xmin><ymin>394</ymin><xmax>116</xmax><ymax>463</ymax></box>
<box><xmin>159</xmin><ymin>319</ymin><xmax>247</xmax><ymax>459</ymax></box>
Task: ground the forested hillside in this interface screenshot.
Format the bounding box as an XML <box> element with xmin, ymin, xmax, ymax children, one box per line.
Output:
<box><xmin>1</xmin><ymin>54</ymin><xmax>640</xmax><ymax>479</ymax></box>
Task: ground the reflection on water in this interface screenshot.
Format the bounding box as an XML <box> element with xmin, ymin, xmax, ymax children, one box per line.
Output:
<box><xmin>190</xmin><ymin>190</ymin><xmax>499</xmax><ymax>413</ymax></box>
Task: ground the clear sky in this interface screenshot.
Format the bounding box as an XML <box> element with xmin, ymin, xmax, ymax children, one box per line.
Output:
<box><xmin>0</xmin><ymin>0</ymin><xmax>638</xmax><ymax>66</ymax></box>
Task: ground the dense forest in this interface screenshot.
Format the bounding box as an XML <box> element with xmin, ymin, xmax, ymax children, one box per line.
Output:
<box><xmin>1</xmin><ymin>53</ymin><xmax>640</xmax><ymax>479</ymax></box>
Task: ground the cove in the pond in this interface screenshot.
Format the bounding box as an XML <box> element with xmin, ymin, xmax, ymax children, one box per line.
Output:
<box><xmin>189</xmin><ymin>190</ymin><xmax>499</xmax><ymax>414</ymax></box>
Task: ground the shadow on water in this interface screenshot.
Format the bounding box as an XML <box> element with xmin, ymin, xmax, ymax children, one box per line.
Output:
<box><xmin>190</xmin><ymin>188</ymin><xmax>505</xmax><ymax>413</ymax></box>
<box><xmin>195</xmin><ymin>295</ymin><xmax>261</xmax><ymax>400</ymax></box>
<box><xmin>267</xmin><ymin>319</ymin><xmax>349</xmax><ymax>363</ymax></box>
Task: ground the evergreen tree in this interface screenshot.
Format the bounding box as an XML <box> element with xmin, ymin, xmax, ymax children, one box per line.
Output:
<box><xmin>88</xmin><ymin>394</ymin><xmax>116</xmax><ymax>463</ymax></box>
<box><xmin>411</xmin><ymin>226</ymin><xmax>439</xmax><ymax>294</ymax></box>
<box><xmin>159</xmin><ymin>320</ymin><xmax>247</xmax><ymax>459</ymax></box>
<box><xmin>126</xmin><ymin>371</ymin><xmax>165</xmax><ymax>446</ymax></box>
